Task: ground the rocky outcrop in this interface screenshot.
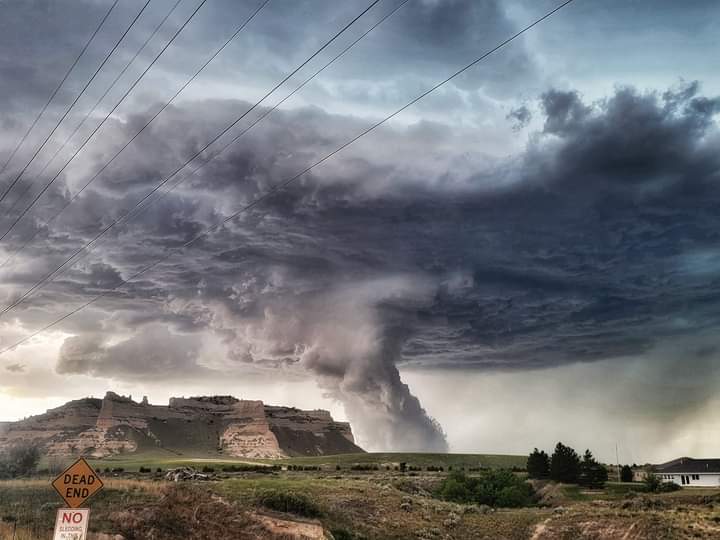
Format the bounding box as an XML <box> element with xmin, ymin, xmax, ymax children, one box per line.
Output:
<box><xmin>0</xmin><ymin>392</ymin><xmax>363</xmax><ymax>459</ymax></box>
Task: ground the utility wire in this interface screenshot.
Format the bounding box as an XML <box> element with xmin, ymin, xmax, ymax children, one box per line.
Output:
<box><xmin>115</xmin><ymin>0</ymin><xmax>413</xmax><ymax>231</ymax></box>
<box><xmin>0</xmin><ymin>0</ymin><xmax>575</xmax><ymax>355</ymax></box>
<box><xmin>0</xmin><ymin>0</ymin><xmax>405</xmax><ymax>273</ymax></box>
<box><xmin>0</xmin><ymin>0</ymin><xmax>152</xmax><ymax>208</ymax></box>
<box><xmin>0</xmin><ymin>0</ymin><xmax>380</xmax><ymax>314</ymax></box>
<box><xmin>0</xmin><ymin>0</ymin><xmax>119</xmax><ymax>184</ymax></box>
<box><xmin>0</xmin><ymin>0</ymin><xmax>210</xmax><ymax>244</ymax></box>
<box><xmin>3</xmin><ymin>0</ymin><xmax>185</xmax><ymax>221</ymax></box>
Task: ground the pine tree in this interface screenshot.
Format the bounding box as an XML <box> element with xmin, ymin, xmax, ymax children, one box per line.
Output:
<box><xmin>549</xmin><ymin>442</ymin><xmax>581</xmax><ymax>484</ymax></box>
<box><xmin>527</xmin><ymin>448</ymin><xmax>550</xmax><ymax>479</ymax></box>
<box><xmin>620</xmin><ymin>465</ymin><xmax>633</xmax><ymax>483</ymax></box>
<box><xmin>579</xmin><ymin>449</ymin><xmax>608</xmax><ymax>488</ymax></box>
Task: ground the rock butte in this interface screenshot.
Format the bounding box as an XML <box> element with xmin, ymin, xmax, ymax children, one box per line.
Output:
<box><xmin>0</xmin><ymin>392</ymin><xmax>363</xmax><ymax>459</ymax></box>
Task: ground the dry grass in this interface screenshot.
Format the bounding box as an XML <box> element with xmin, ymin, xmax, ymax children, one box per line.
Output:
<box><xmin>1</xmin><ymin>474</ymin><xmax>719</xmax><ymax>539</ymax></box>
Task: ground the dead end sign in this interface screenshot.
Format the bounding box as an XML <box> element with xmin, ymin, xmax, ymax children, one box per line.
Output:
<box><xmin>53</xmin><ymin>508</ymin><xmax>90</xmax><ymax>540</ymax></box>
<box><xmin>52</xmin><ymin>457</ymin><xmax>104</xmax><ymax>508</ymax></box>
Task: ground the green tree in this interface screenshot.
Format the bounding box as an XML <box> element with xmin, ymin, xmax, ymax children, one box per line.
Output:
<box><xmin>527</xmin><ymin>448</ymin><xmax>550</xmax><ymax>479</ymax></box>
<box><xmin>550</xmin><ymin>442</ymin><xmax>581</xmax><ymax>484</ymax></box>
<box><xmin>0</xmin><ymin>443</ymin><xmax>40</xmax><ymax>478</ymax></box>
<box><xmin>579</xmin><ymin>450</ymin><xmax>608</xmax><ymax>489</ymax></box>
<box><xmin>620</xmin><ymin>465</ymin><xmax>633</xmax><ymax>483</ymax></box>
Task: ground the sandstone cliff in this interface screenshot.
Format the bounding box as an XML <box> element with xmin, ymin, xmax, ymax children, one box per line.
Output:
<box><xmin>0</xmin><ymin>392</ymin><xmax>362</xmax><ymax>459</ymax></box>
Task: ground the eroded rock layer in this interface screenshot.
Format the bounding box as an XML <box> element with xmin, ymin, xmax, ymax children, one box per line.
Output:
<box><xmin>0</xmin><ymin>392</ymin><xmax>363</xmax><ymax>459</ymax></box>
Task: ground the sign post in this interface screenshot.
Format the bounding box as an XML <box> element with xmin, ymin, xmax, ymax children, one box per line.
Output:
<box><xmin>51</xmin><ymin>458</ymin><xmax>104</xmax><ymax>540</ymax></box>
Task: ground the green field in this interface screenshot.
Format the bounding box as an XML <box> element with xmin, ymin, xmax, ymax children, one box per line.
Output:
<box><xmin>76</xmin><ymin>451</ymin><xmax>526</xmax><ymax>473</ymax></box>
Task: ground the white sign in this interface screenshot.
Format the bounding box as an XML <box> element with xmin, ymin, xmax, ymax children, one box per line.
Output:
<box><xmin>53</xmin><ymin>508</ymin><xmax>90</xmax><ymax>540</ymax></box>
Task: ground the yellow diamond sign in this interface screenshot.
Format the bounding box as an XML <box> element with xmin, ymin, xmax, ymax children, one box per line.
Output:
<box><xmin>52</xmin><ymin>458</ymin><xmax>104</xmax><ymax>508</ymax></box>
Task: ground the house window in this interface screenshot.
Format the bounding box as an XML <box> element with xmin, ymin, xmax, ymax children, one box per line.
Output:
<box><xmin>692</xmin><ymin>474</ymin><xmax>699</xmax><ymax>480</ymax></box>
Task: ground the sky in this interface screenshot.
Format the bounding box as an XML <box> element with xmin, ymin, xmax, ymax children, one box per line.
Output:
<box><xmin>0</xmin><ymin>0</ymin><xmax>719</xmax><ymax>463</ymax></box>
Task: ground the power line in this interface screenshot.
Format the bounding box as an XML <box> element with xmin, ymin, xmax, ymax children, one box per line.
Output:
<box><xmin>0</xmin><ymin>0</ymin><xmax>153</xmax><ymax>208</ymax></box>
<box><xmin>0</xmin><ymin>0</ymin><xmax>575</xmax><ymax>356</ymax></box>
<box><xmin>114</xmin><ymin>0</ymin><xmax>413</xmax><ymax>231</ymax></box>
<box><xmin>0</xmin><ymin>0</ymin><xmax>211</xmax><ymax>244</ymax></box>
<box><xmin>3</xmin><ymin>0</ymin><xmax>185</xmax><ymax>222</ymax></box>
<box><xmin>0</xmin><ymin>0</ymin><xmax>120</xmax><ymax>183</ymax></box>
<box><xmin>0</xmin><ymin>0</ymin><xmax>381</xmax><ymax>315</ymax></box>
<box><xmin>0</xmin><ymin>0</ymin><xmax>221</xmax><ymax>271</ymax></box>
<box><xmin>0</xmin><ymin>0</ymin><xmax>405</xmax><ymax>273</ymax></box>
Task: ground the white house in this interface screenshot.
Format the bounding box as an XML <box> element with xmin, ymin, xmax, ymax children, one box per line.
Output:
<box><xmin>653</xmin><ymin>457</ymin><xmax>720</xmax><ymax>487</ymax></box>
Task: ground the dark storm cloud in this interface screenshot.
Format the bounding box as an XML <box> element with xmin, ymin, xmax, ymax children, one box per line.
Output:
<box><xmin>4</xmin><ymin>81</ymin><xmax>720</xmax><ymax>379</ymax></box>
<box><xmin>506</xmin><ymin>104</ymin><xmax>531</xmax><ymax>131</ymax></box>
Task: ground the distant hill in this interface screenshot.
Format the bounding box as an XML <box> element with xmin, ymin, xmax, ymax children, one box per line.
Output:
<box><xmin>0</xmin><ymin>392</ymin><xmax>363</xmax><ymax>459</ymax></box>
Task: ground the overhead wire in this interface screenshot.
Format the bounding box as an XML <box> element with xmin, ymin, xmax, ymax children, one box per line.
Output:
<box><xmin>0</xmin><ymin>0</ymin><xmax>576</xmax><ymax>356</ymax></box>
<box><xmin>0</xmin><ymin>0</ymin><xmax>407</xmax><ymax>273</ymax></box>
<box><xmin>0</xmin><ymin>0</ymin><xmax>120</xmax><ymax>182</ymax></box>
<box><xmin>0</xmin><ymin>0</ymin><xmax>382</xmax><ymax>315</ymax></box>
<box><xmin>0</xmin><ymin>0</ymin><xmax>153</xmax><ymax>208</ymax></box>
<box><xmin>3</xmin><ymin>0</ymin><xmax>185</xmax><ymax>221</ymax></box>
<box><xmin>0</xmin><ymin>0</ymin><xmax>211</xmax><ymax>244</ymax></box>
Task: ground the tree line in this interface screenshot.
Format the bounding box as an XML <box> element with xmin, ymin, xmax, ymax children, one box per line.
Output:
<box><xmin>527</xmin><ymin>442</ymin><xmax>608</xmax><ymax>488</ymax></box>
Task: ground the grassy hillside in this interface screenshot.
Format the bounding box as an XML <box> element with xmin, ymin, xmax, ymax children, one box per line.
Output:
<box><xmin>78</xmin><ymin>451</ymin><xmax>526</xmax><ymax>473</ymax></box>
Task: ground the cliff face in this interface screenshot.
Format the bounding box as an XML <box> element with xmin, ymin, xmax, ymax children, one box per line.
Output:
<box><xmin>0</xmin><ymin>392</ymin><xmax>363</xmax><ymax>459</ymax></box>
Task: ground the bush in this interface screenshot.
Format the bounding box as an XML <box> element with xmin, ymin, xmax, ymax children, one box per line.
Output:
<box><xmin>620</xmin><ymin>465</ymin><xmax>634</xmax><ymax>483</ymax></box>
<box><xmin>659</xmin><ymin>481</ymin><xmax>681</xmax><ymax>492</ymax></box>
<box><xmin>330</xmin><ymin>529</ymin><xmax>357</xmax><ymax>540</ymax></box>
<box><xmin>643</xmin><ymin>472</ymin><xmax>680</xmax><ymax>493</ymax></box>
<box><xmin>257</xmin><ymin>490</ymin><xmax>322</xmax><ymax>518</ymax></box>
<box><xmin>437</xmin><ymin>470</ymin><xmax>534</xmax><ymax>508</ymax></box>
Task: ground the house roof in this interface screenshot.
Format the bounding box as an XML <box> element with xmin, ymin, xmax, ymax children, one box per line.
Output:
<box><xmin>653</xmin><ymin>457</ymin><xmax>720</xmax><ymax>474</ymax></box>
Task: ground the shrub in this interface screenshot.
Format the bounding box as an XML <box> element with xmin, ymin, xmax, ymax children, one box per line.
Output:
<box><xmin>437</xmin><ymin>472</ymin><xmax>474</xmax><ymax>503</ymax></box>
<box><xmin>659</xmin><ymin>481</ymin><xmax>681</xmax><ymax>492</ymax></box>
<box><xmin>620</xmin><ymin>465</ymin><xmax>634</xmax><ymax>483</ymax></box>
<box><xmin>330</xmin><ymin>528</ymin><xmax>356</xmax><ymax>540</ymax></box>
<box><xmin>139</xmin><ymin>467</ymin><xmax>151</xmax><ymax>473</ymax></box>
<box><xmin>257</xmin><ymin>490</ymin><xmax>322</xmax><ymax>518</ymax></box>
<box><xmin>643</xmin><ymin>472</ymin><xmax>680</xmax><ymax>493</ymax></box>
<box><xmin>201</xmin><ymin>466</ymin><xmax>215</xmax><ymax>473</ymax></box>
<box><xmin>437</xmin><ymin>470</ymin><xmax>534</xmax><ymax>508</ymax></box>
